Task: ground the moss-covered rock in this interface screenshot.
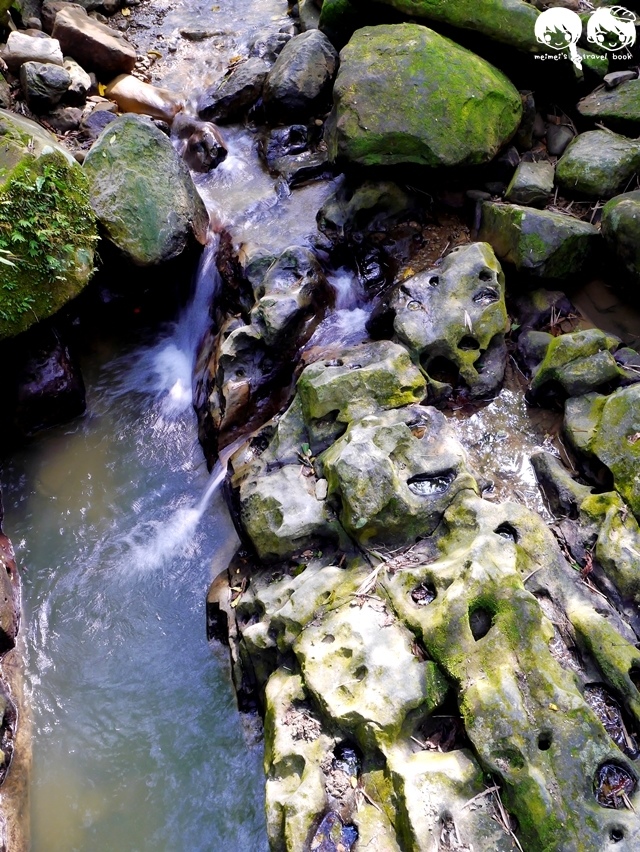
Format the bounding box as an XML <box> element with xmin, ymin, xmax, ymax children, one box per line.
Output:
<box><xmin>321</xmin><ymin>405</ymin><xmax>478</xmax><ymax>546</ymax></box>
<box><xmin>505</xmin><ymin>160</ymin><xmax>555</xmax><ymax>208</ymax></box>
<box><xmin>83</xmin><ymin>114</ymin><xmax>208</xmax><ymax>266</ymax></box>
<box><xmin>578</xmin><ymin>79</ymin><xmax>640</xmax><ymax>134</ymax></box>
<box><xmin>556</xmin><ymin>130</ymin><xmax>640</xmax><ymax>199</ymax></box>
<box><xmin>565</xmin><ymin>385</ymin><xmax>640</xmax><ymax>521</ymax></box>
<box><xmin>324</xmin><ymin>24</ymin><xmax>523</xmax><ymax>168</ymax></box>
<box><xmin>530</xmin><ymin>328</ymin><xmax>624</xmax><ymax>399</ymax></box>
<box><xmin>0</xmin><ymin>109</ymin><xmax>97</xmax><ymax>339</ymax></box>
<box><xmin>389</xmin><ymin>242</ymin><xmax>509</xmax><ymax>399</ymax></box>
<box><xmin>478</xmin><ymin>201</ymin><xmax>600</xmax><ymax>281</ymax></box>
<box><xmin>601</xmin><ymin>190</ymin><xmax>640</xmax><ymax>297</ymax></box>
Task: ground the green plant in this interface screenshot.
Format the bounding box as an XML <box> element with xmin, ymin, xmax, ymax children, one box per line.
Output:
<box><xmin>0</xmin><ymin>150</ymin><xmax>98</xmax><ymax>336</ymax></box>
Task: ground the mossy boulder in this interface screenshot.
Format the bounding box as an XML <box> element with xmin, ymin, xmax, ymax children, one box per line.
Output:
<box><xmin>324</xmin><ymin>24</ymin><xmax>523</xmax><ymax>168</ymax></box>
<box><xmin>0</xmin><ymin>109</ymin><xmax>97</xmax><ymax>339</ymax></box>
<box><xmin>601</xmin><ymin>190</ymin><xmax>640</xmax><ymax>297</ymax></box>
<box><xmin>389</xmin><ymin>242</ymin><xmax>509</xmax><ymax>399</ymax></box>
<box><xmin>321</xmin><ymin>405</ymin><xmax>478</xmax><ymax>546</ymax></box>
<box><xmin>530</xmin><ymin>328</ymin><xmax>624</xmax><ymax>399</ymax></box>
<box><xmin>578</xmin><ymin>79</ymin><xmax>640</xmax><ymax>134</ymax></box>
<box><xmin>478</xmin><ymin>201</ymin><xmax>600</xmax><ymax>281</ymax></box>
<box><xmin>83</xmin><ymin>114</ymin><xmax>208</xmax><ymax>266</ymax></box>
<box><xmin>565</xmin><ymin>385</ymin><xmax>640</xmax><ymax>521</ymax></box>
<box><xmin>556</xmin><ymin>130</ymin><xmax>640</xmax><ymax>199</ymax></box>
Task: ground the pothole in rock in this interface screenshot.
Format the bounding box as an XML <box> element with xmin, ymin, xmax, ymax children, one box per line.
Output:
<box><xmin>411</xmin><ymin>582</ymin><xmax>437</xmax><ymax>606</ymax></box>
<box><xmin>414</xmin><ymin>713</ymin><xmax>468</xmax><ymax>754</ymax></box>
<box><xmin>594</xmin><ymin>763</ymin><xmax>637</xmax><ymax>809</ymax></box>
<box><xmin>469</xmin><ymin>605</ymin><xmax>494</xmax><ymax>641</ymax></box>
<box><xmin>283</xmin><ymin>702</ymin><xmax>323</xmax><ymax>743</ymax></box>
<box><xmin>494</xmin><ymin>522</ymin><xmax>518</xmax><ymax>543</ymax></box>
<box><xmin>407</xmin><ymin>470</ymin><xmax>456</xmax><ymax>497</ymax></box>
<box><xmin>584</xmin><ymin>685</ymin><xmax>639</xmax><ymax>759</ymax></box>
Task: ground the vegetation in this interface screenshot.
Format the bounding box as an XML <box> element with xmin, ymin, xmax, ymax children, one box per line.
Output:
<box><xmin>0</xmin><ymin>150</ymin><xmax>98</xmax><ymax>338</ymax></box>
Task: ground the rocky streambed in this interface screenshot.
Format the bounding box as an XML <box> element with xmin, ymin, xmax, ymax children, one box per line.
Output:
<box><xmin>2</xmin><ymin>0</ymin><xmax>640</xmax><ymax>850</ymax></box>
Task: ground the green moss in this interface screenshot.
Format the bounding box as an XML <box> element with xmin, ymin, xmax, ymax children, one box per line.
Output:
<box><xmin>0</xmin><ymin>151</ymin><xmax>98</xmax><ymax>339</ymax></box>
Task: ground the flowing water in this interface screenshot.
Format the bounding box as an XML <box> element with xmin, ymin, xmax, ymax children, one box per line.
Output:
<box><xmin>0</xmin><ymin>245</ymin><xmax>268</xmax><ymax>851</ymax></box>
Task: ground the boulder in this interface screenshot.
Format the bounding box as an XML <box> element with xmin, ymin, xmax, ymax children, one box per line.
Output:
<box><xmin>388</xmin><ymin>242</ymin><xmax>509</xmax><ymax>400</ymax></box>
<box><xmin>20</xmin><ymin>60</ymin><xmax>71</xmax><ymax>112</ymax></box>
<box><xmin>197</xmin><ymin>57</ymin><xmax>268</xmax><ymax>123</ymax></box>
<box><xmin>79</xmin><ymin>101</ymin><xmax>117</xmax><ymax>138</ymax></box>
<box><xmin>529</xmin><ymin>328</ymin><xmax>624</xmax><ymax>400</ymax></box>
<box><xmin>321</xmin><ymin>405</ymin><xmax>478</xmax><ymax>546</ymax></box>
<box><xmin>504</xmin><ymin>160</ymin><xmax>554</xmax><ymax>208</ymax></box>
<box><xmin>41</xmin><ymin>104</ymin><xmax>83</xmax><ymax>132</ymax></box>
<box><xmin>322</xmin><ymin>0</ymin><xmax>540</xmax><ymax>53</ymax></box>
<box><xmin>478</xmin><ymin>201</ymin><xmax>600</xmax><ymax>281</ymax></box>
<box><xmin>83</xmin><ymin>115</ymin><xmax>208</xmax><ymax>266</ymax></box>
<box><xmin>0</xmin><ymin>73</ymin><xmax>10</xmax><ymax>110</ymax></box>
<box><xmin>52</xmin><ymin>5</ymin><xmax>137</xmax><ymax>77</ymax></box>
<box><xmin>104</xmin><ymin>75</ymin><xmax>182</xmax><ymax>122</ymax></box>
<box><xmin>63</xmin><ymin>55</ymin><xmax>92</xmax><ymax>105</ymax></box>
<box><xmin>324</xmin><ymin>24</ymin><xmax>522</xmax><ymax>168</ymax></box>
<box><xmin>578</xmin><ymin>80</ymin><xmax>640</xmax><ymax>134</ymax></box>
<box><xmin>601</xmin><ymin>190</ymin><xmax>640</xmax><ymax>296</ymax></box>
<box><xmin>556</xmin><ymin>130</ymin><xmax>640</xmax><ymax>199</ymax></box>
<box><xmin>249</xmin><ymin>29</ymin><xmax>291</xmax><ymax>65</ymax></box>
<box><xmin>1</xmin><ymin>30</ymin><xmax>64</xmax><ymax>71</ymax></box>
<box><xmin>317</xmin><ymin>180</ymin><xmax>417</xmax><ymax>240</ymax></box>
<box><xmin>0</xmin><ymin>109</ymin><xmax>97</xmax><ymax>339</ymax></box>
<box><xmin>263</xmin><ymin>29</ymin><xmax>338</xmax><ymax>119</ymax></box>
<box><xmin>171</xmin><ymin>114</ymin><xmax>227</xmax><ymax>173</ymax></box>
<box><xmin>41</xmin><ymin>0</ymin><xmax>85</xmax><ymax>34</ymax></box>
<box><xmin>565</xmin><ymin>385</ymin><xmax>640</xmax><ymax>521</ymax></box>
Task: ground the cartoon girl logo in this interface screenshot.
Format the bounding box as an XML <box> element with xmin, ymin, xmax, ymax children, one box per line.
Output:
<box><xmin>586</xmin><ymin>6</ymin><xmax>637</xmax><ymax>53</ymax></box>
<box><xmin>534</xmin><ymin>8</ymin><xmax>583</xmax><ymax>68</ymax></box>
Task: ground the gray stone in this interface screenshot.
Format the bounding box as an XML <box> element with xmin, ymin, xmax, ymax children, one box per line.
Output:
<box><xmin>505</xmin><ymin>160</ymin><xmax>555</xmax><ymax>208</ymax></box>
<box><xmin>601</xmin><ymin>191</ymin><xmax>640</xmax><ymax>297</ymax></box>
<box><xmin>546</xmin><ymin>123</ymin><xmax>575</xmax><ymax>157</ymax></box>
<box><xmin>79</xmin><ymin>102</ymin><xmax>117</xmax><ymax>138</ymax></box>
<box><xmin>20</xmin><ymin>60</ymin><xmax>71</xmax><ymax>112</ymax></box>
<box><xmin>556</xmin><ymin>130</ymin><xmax>640</xmax><ymax>199</ymax></box>
<box><xmin>41</xmin><ymin>0</ymin><xmax>84</xmax><ymax>34</ymax></box>
<box><xmin>197</xmin><ymin>57</ymin><xmax>268</xmax><ymax>123</ymax></box>
<box><xmin>248</xmin><ymin>29</ymin><xmax>291</xmax><ymax>65</ymax></box>
<box><xmin>52</xmin><ymin>5</ymin><xmax>137</xmax><ymax>76</ymax></box>
<box><xmin>578</xmin><ymin>79</ymin><xmax>640</xmax><ymax>133</ymax></box>
<box><xmin>83</xmin><ymin>114</ymin><xmax>208</xmax><ymax>265</ymax></box>
<box><xmin>2</xmin><ymin>30</ymin><xmax>64</xmax><ymax>72</ymax></box>
<box><xmin>263</xmin><ymin>29</ymin><xmax>338</xmax><ymax>119</ymax></box>
<box><xmin>479</xmin><ymin>202</ymin><xmax>600</xmax><ymax>281</ymax></box>
<box><xmin>63</xmin><ymin>55</ymin><xmax>91</xmax><ymax>105</ymax></box>
<box><xmin>604</xmin><ymin>70</ymin><xmax>638</xmax><ymax>90</ymax></box>
<box><xmin>42</xmin><ymin>104</ymin><xmax>82</xmax><ymax>132</ymax></box>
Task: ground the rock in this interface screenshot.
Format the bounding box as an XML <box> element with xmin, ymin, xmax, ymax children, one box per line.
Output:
<box><xmin>83</xmin><ymin>114</ymin><xmax>208</xmax><ymax>266</ymax></box>
<box><xmin>478</xmin><ymin>201</ymin><xmax>600</xmax><ymax>281</ymax></box>
<box><xmin>249</xmin><ymin>245</ymin><xmax>329</xmax><ymax>346</ymax></box>
<box><xmin>388</xmin><ymin>242</ymin><xmax>509</xmax><ymax>399</ymax></box>
<box><xmin>171</xmin><ymin>113</ymin><xmax>227</xmax><ymax>173</ymax></box>
<box><xmin>263</xmin><ymin>29</ymin><xmax>338</xmax><ymax>120</ymax></box>
<box><xmin>20</xmin><ymin>60</ymin><xmax>71</xmax><ymax>112</ymax></box>
<box><xmin>604</xmin><ymin>71</ymin><xmax>638</xmax><ymax>90</ymax></box>
<box><xmin>546</xmin><ymin>123</ymin><xmax>575</xmax><ymax>157</ymax></box>
<box><xmin>12</xmin><ymin>323</ymin><xmax>85</xmax><ymax>433</ymax></box>
<box><xmin>601</xmin><ymin>191</ymin><xmax>640</xmax><ymax>298</ymax></box>
<box><xmin>79</xmin><ymin>101</ymin><xmax>117</xmax><ymax>137</ymax></box>
<box><xmin>41</xmin><ymin>0</ymin><xmax>84</xmax><ymax>34</ymax></box>
<box><xmin>556</xmin><ymin>130</ymin><xmax>640</xmax><ymax>199</ymax></box>
<box><xmin>42</xmin><ymin>104</ymin><xmax>82</xmax><ymax>132</ymax></box>
<box><xmin>504</xmin><ymin>160</ymin><xmax>554</xmax><ymax>208</ymax></box>
<box><xmin>104</xmin><ymin>74</ymin><xmax>183</xmax><ymax>122</ymax></box>
<box><xmin>248</xmin><ymin>29</ymin><xmax>291</xmax><ymax>64</ymax></box>
<box><xmin>317</xmin><ymin>180</ymin><xmax>417</xmax><ymax>240</ymax></box>
<box><xmin>0</xmin><ymin>73</ymin><xmax>10</xmax><ymax>110</ymax></box>
<box><xmin>578</xmin><ymin>79</ymin><xmax>640</xmax><ymax>134</ymax></box>
<box><xmin>52</xmin><ymin>5</ymin><xmax>137</xmax><ymax>76</ymax></box>
<box><xmin>239</xmin><ymin>463</ymin><xmax>338</xmax><ymax>561</ymax></box>
<box><xmin>565</xmin><ymin>384</ymin><xmax>640</xmax><ymax>520</ymax></box>
<box><xmin>0</xmin><ymin>109</ymin><xmax>97</xmax><ymax>339</ymax></box>
<box><xmin>325</xmin><ymin>24</ymin><xmax>522</xmax><ymax>168</ymax></box>
<box><xmin>373</xmin><ymin>0</ymin><xmax>540</xmax><ymax>52</ymax></box>
<box><xmin>63</xmin><ymin>55</ymin><xmax>91</xmax><ymax>104</ymax></box>
<box><xmin>296</xmin><ymin>340</ymin><xmax>427</xmax><ymax>452</ymax></box>
<box><xmin>529</xmin><ymin>328</ymin><xmax>624</xmax><ymax>400</ymax></box>
<box><xmin>321</xmin><ymin>405</ymin><xmax>477</xmax><ymax>546</ymax></box>
<box><xmin>197</xmin><ymin>57</ymin><xmax>268</xmax><ymax>123</ymax></box>
<box><xmin>0</xmin><ymin>535</ymin><xmax>19</xmax><ymax>654</ymax></box>
<box><xmin>269</xmin><ymin>148</ymin><xmax>330</xmax><ymax>187</ymax></box>
<box><xmin>1</xmin><ymin>30</ymin><xmax>64</xmax><ymax>72</ymax></box>
<box><xmin>298</xmin><ymin>0</ymin><xmax>321</xmax><ymax>32</ymax></box>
